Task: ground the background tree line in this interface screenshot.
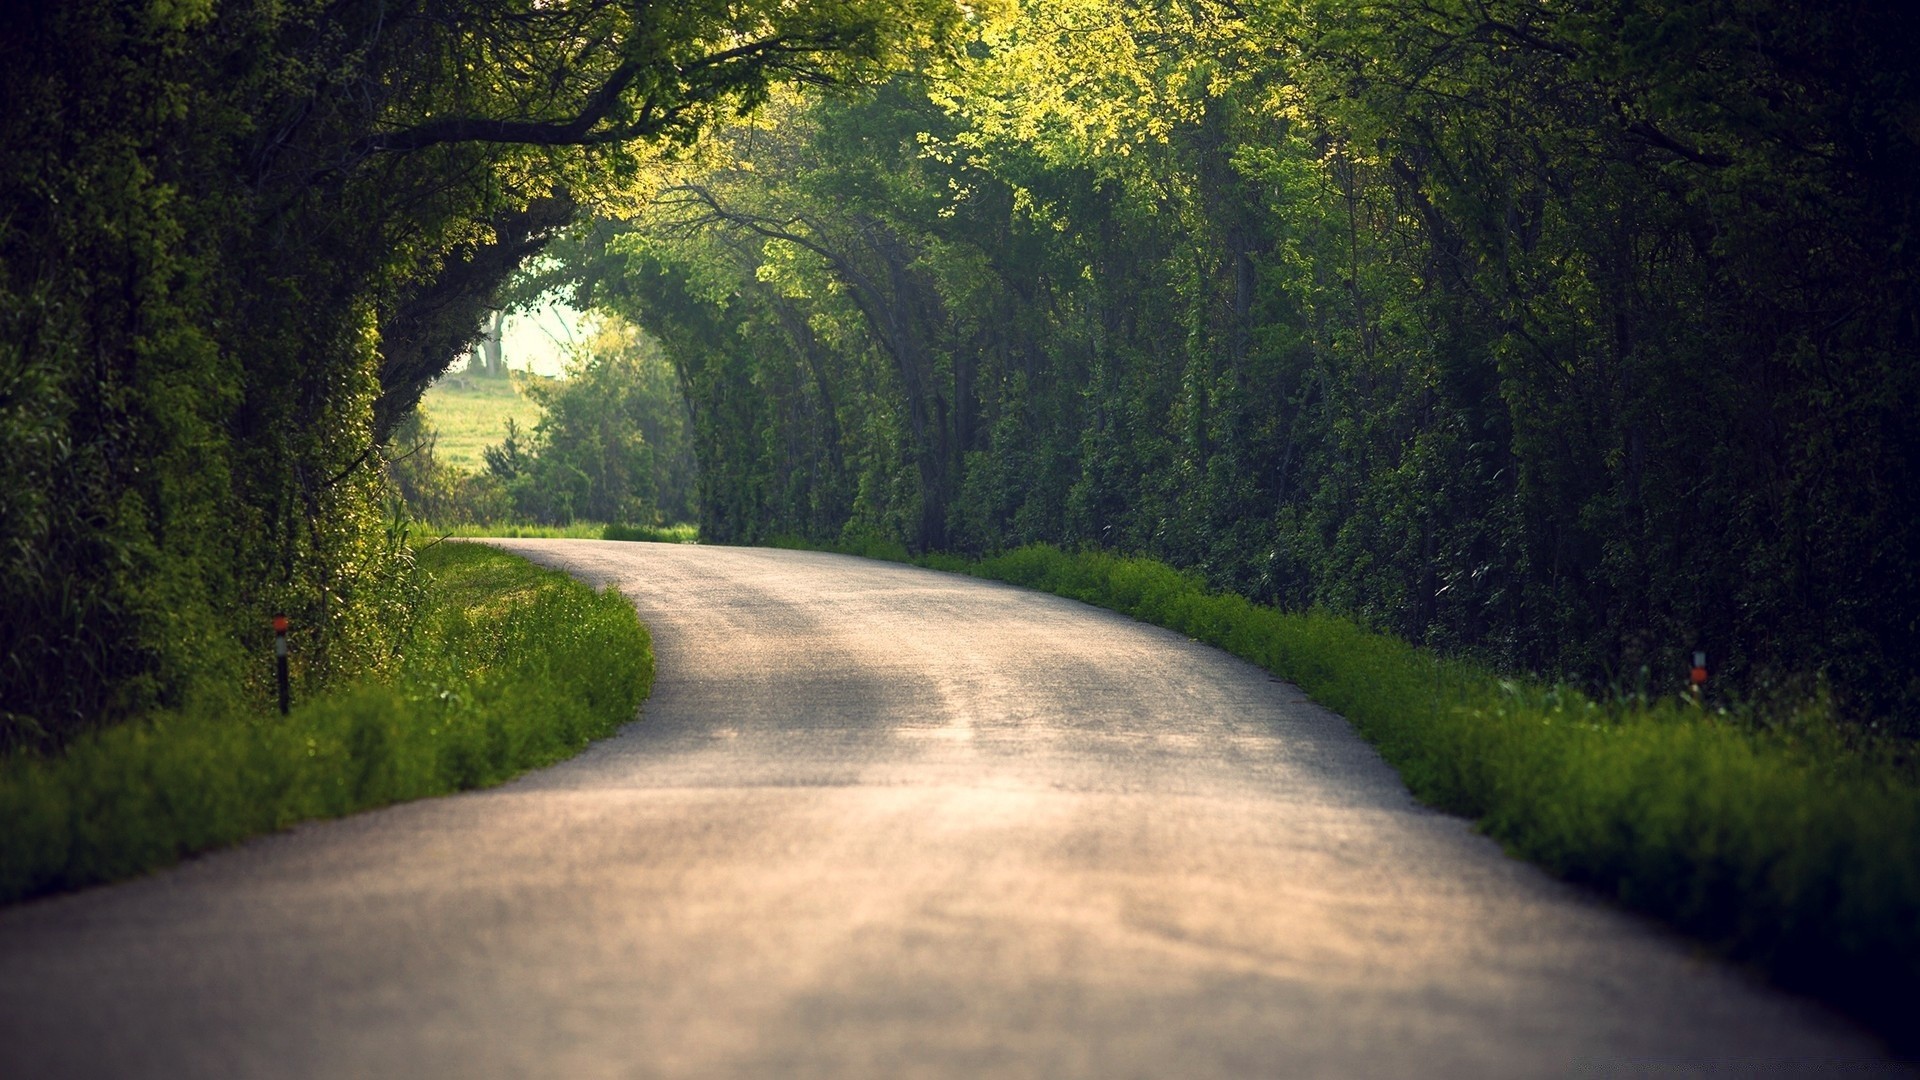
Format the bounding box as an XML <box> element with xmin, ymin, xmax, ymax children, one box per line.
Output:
<box><xmin>0</xmin><ymin>0</ymin><xmax>959</xmax><ymax>752</ymax></box>
<box><xmin>574</xmin><ymin>0</ymin><xmax>1920</xmax><ymax>727</ymax></box>
<box><xmin>392</xmin><ymin>315</ymin><xmax>697</xmax><ymax>527</ymax></box>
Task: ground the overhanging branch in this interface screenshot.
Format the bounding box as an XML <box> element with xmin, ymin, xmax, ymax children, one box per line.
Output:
<box><xmin>355</xmin><ymin>31</ymin><xmax>861</xmax><ymax>158</ymax></box>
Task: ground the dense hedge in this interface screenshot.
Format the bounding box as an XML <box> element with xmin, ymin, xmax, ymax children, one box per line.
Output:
<box><xmin>0</xmin><ymin>543</ymin><xmax>651</xmax><ymax>905</ymax></box>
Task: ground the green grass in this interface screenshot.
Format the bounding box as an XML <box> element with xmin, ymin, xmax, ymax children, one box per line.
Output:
<box><xmin>808</xmin><ymin>539</ymin><xmax>1920</xmax><ymax>1044</ymax></box>
<box><xmin>419</xmin><ymin>374</ymin><xmax>546</xmax><ymax>471</ymax></box>
<box><xmin>602</xmin><ymin>522</ymin><xmax>700</xmax><ymax>543</ymax></box>
<box><xmin>431</xmin><ymin>520</ymin><xmax>614</xmax><ymax>539</ymax></box>
<box><xmin>428</xmin><ymin>521</ymin><xmax>700</xmax><ymax>542</ymax></box>
<box><xmin>0</xmin><ymin>542</ymin><xmax>651</xmax><ymax>905</ymax></box>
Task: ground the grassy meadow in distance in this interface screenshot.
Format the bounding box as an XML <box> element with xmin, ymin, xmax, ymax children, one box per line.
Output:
<box><xmin>420</xmin><ymin>373</ymin><xmax>546</xmax><ymax>471</ymax></box>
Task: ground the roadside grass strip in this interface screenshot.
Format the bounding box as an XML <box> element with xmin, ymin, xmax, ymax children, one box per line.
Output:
<box><xmin>907</xmin><ymin>543</ymin><xmax>1918</xmax><ymax>1044</ymax></box>
<box><xmin>428</xmin><ymin>521</ymin><xmax>700</xmax><ymax>543</ymax></box>
<box><xmin>0</xmin><ymin>542</ymin><xmax>651</xmax><ymax>905</ymax></box>
<box><xmin>430</xmin><ymin>521</ymin><xmax>614</xmax><ymax>539</ymax></box>
<box><xmin>601</xmin><ymin>522</ymin><xmax>701</xmax><ymax>544</ymax></box>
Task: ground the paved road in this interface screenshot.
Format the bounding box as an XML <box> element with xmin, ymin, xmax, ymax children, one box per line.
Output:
<box><xmin>0</xmin><ymin>541</ymin><xmax>1905</xmax><ymax>1077</ymax></box>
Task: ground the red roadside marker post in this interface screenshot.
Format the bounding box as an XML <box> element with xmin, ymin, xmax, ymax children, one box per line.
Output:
<box><xmin>273</xmin><ymin>614</ymin><xmax>290</xmax><ymax>716</ymax></box>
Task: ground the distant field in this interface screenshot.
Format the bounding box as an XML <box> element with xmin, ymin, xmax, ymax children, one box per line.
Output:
<box><xmin>420</xmin><ymin>374</ymin><xmax>547</xmax><ymax>471</ymax></box>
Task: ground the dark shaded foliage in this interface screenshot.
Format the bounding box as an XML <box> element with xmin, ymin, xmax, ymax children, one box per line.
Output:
<box><xmin>608</xmin><ymin>1</ymin><xmax>1920</xmax><ymax>729</ymax></box>
<box><xmin>1</xmin><ymin>0</ymin><xmax>950</xmax><ymax>751</ymax></box>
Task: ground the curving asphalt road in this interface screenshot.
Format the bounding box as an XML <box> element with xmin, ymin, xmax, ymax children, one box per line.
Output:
<box><xmin>0</xmin><ymin>540</ymin><xmax>1906</xmax><ymax>1078</ymax></box>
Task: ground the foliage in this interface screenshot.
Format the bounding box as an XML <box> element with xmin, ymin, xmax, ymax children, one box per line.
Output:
<box><xmin>487</xmin><ymin>317</ymin><xmax>699</xmax><ymax>526</ymax></box>
<box><xmin>392</xmin><ymin>318</ymin><xmax>696</xmax><ymax>528</ymax></box>
<box><xmin>388</xmin><ymin>409</ymin><xmax>519</xmax><ymax>527</ymax></box>
<box><xmin>0</xmin><ymin>542</ymin><xmax>651</xmax><ymax>905</ymax></box>
<box><xmin>582</xmin><ymin>0</ymin><xmax>1920</xmax><ymax>729</ymax></box>
<box><xmin>0</xmin><ymin>0</ymin><xmax>965</xmax><ymax>752</ymax></box>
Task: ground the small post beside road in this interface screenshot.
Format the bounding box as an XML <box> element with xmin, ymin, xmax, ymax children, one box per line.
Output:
<box><xmin>274</xmin><ymin>614</ymin><xmax>290</xmax><ymax>716</ymax></box>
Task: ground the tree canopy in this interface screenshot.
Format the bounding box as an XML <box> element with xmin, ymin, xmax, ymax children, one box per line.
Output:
<box><xmin>575</xmin><ymin>0</ymin><xmax>1920</xmax><ymax>725</ymax></box>
<box><xmin>7</xmin><ymin>0</ymin><xmax>1919</xmax><ymax>745</ymax></box>
<box><xmin>0</xmin><ymin>0</ymin><xmax>965</xmax><ymax>750</ymax></box>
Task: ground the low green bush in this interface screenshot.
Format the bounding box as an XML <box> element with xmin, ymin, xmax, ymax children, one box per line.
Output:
<box><xmin>910</xmin><ymin>542</ymin><xmax>1915</xmax><ymax>1043</ymax></box>
<box><xmin>0</xmin><ymin>542</ymin><xmax>651</xmax><ymax>904</ymax></box>
<box><xmin>768</xmin><ymin>530</ymin><xmax>909</xmax><ymax>561</ymax></box>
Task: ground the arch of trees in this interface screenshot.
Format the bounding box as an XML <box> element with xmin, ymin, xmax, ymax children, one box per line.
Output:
<box><xmin>575</xmin><ymin>0</ymin><xmax>1920</xmax><ymax>725</ymax></box>
<box><xmin>0</xmin><ymin>0</ymin><xmax>961</xmax><ymax>750</ymax></box>
<box><xmin>8</xmin><ymin>0</ymin><xmax>1919</xmax><ymax>745</ymax></box>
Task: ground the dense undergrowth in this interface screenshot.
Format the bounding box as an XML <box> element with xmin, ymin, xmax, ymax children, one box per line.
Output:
<box><xmin>0</xmin><ymin>543</ymin><xmax>651</xmax><ymax>906</ymax></box>
<box><xmin>787</xmin><ymin>537</ymin><xmax>1920</xmax><ymax>1046</ymax></box>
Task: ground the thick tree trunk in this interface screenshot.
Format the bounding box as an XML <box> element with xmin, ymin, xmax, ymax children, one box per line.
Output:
<box><xmin>478</xmin><ymin>309</ymin><xmax>506</xmax><ymax>377</ymax></box>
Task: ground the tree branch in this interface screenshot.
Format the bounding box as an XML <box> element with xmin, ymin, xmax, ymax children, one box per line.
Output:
<box><xmin>355</xmin><ymin>32</ymin><xmax>858</xmax><ymax>158</ymax></box>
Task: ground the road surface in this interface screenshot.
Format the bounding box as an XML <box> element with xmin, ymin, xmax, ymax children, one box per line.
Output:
<box><xmin>0</xmin><ymin>540</ymin><xmax>1904</xmax><ymax>1077</ymax></box>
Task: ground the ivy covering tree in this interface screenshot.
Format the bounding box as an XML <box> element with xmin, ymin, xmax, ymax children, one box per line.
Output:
<box><xmin>0</xmin><ymin>0</ymin><xmax>962</xmax><ymax>751</ymax></box>
<box><xmin>578</xmin><ymin>0</ymin><xmax>1920</xmax><ymax>726</ymax></box>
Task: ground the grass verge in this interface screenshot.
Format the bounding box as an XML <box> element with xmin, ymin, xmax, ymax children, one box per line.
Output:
<box><xmin>430</xmin><ymin>521</ymin><xmax>699</xmax><ymax>543</ymax></box>
<box><xmin>429</xmin><ymin>521</ymin><xmax>613</xmax><ymax>539</ymax></box>
<box><xmin>602</xmin><ymin>522</ymin><xmax>700</xmax><ymax>543</ymax></box>
<box><xmin>0</xmin><ymin>541</ymin><xmax>651</xmax><ymax>905</ymax></box>
<box><xmin>811</xmin><ymin>539</ymin><xmax>1919</xmax><ymax>1044</ymax></box>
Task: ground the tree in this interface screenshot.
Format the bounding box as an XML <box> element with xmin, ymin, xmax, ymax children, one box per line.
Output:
<box><xmin>479</xmin><ymin>317</ymin><xmax>697</xmax><ymax>526</ymax></box>
<box><xmin>578</xmin><ymin>0</ymin><xmax>1920</xmax><ymax>724</ymax></box>
<box><xmin>0</xmin><ymin>0</ymin><xmax>967</xmax><ymax>750</ymax></box>
<box><xmin>471</xmin><ymin>311</ymin><xmax>508</xmax><ymax>380</ymax></box>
